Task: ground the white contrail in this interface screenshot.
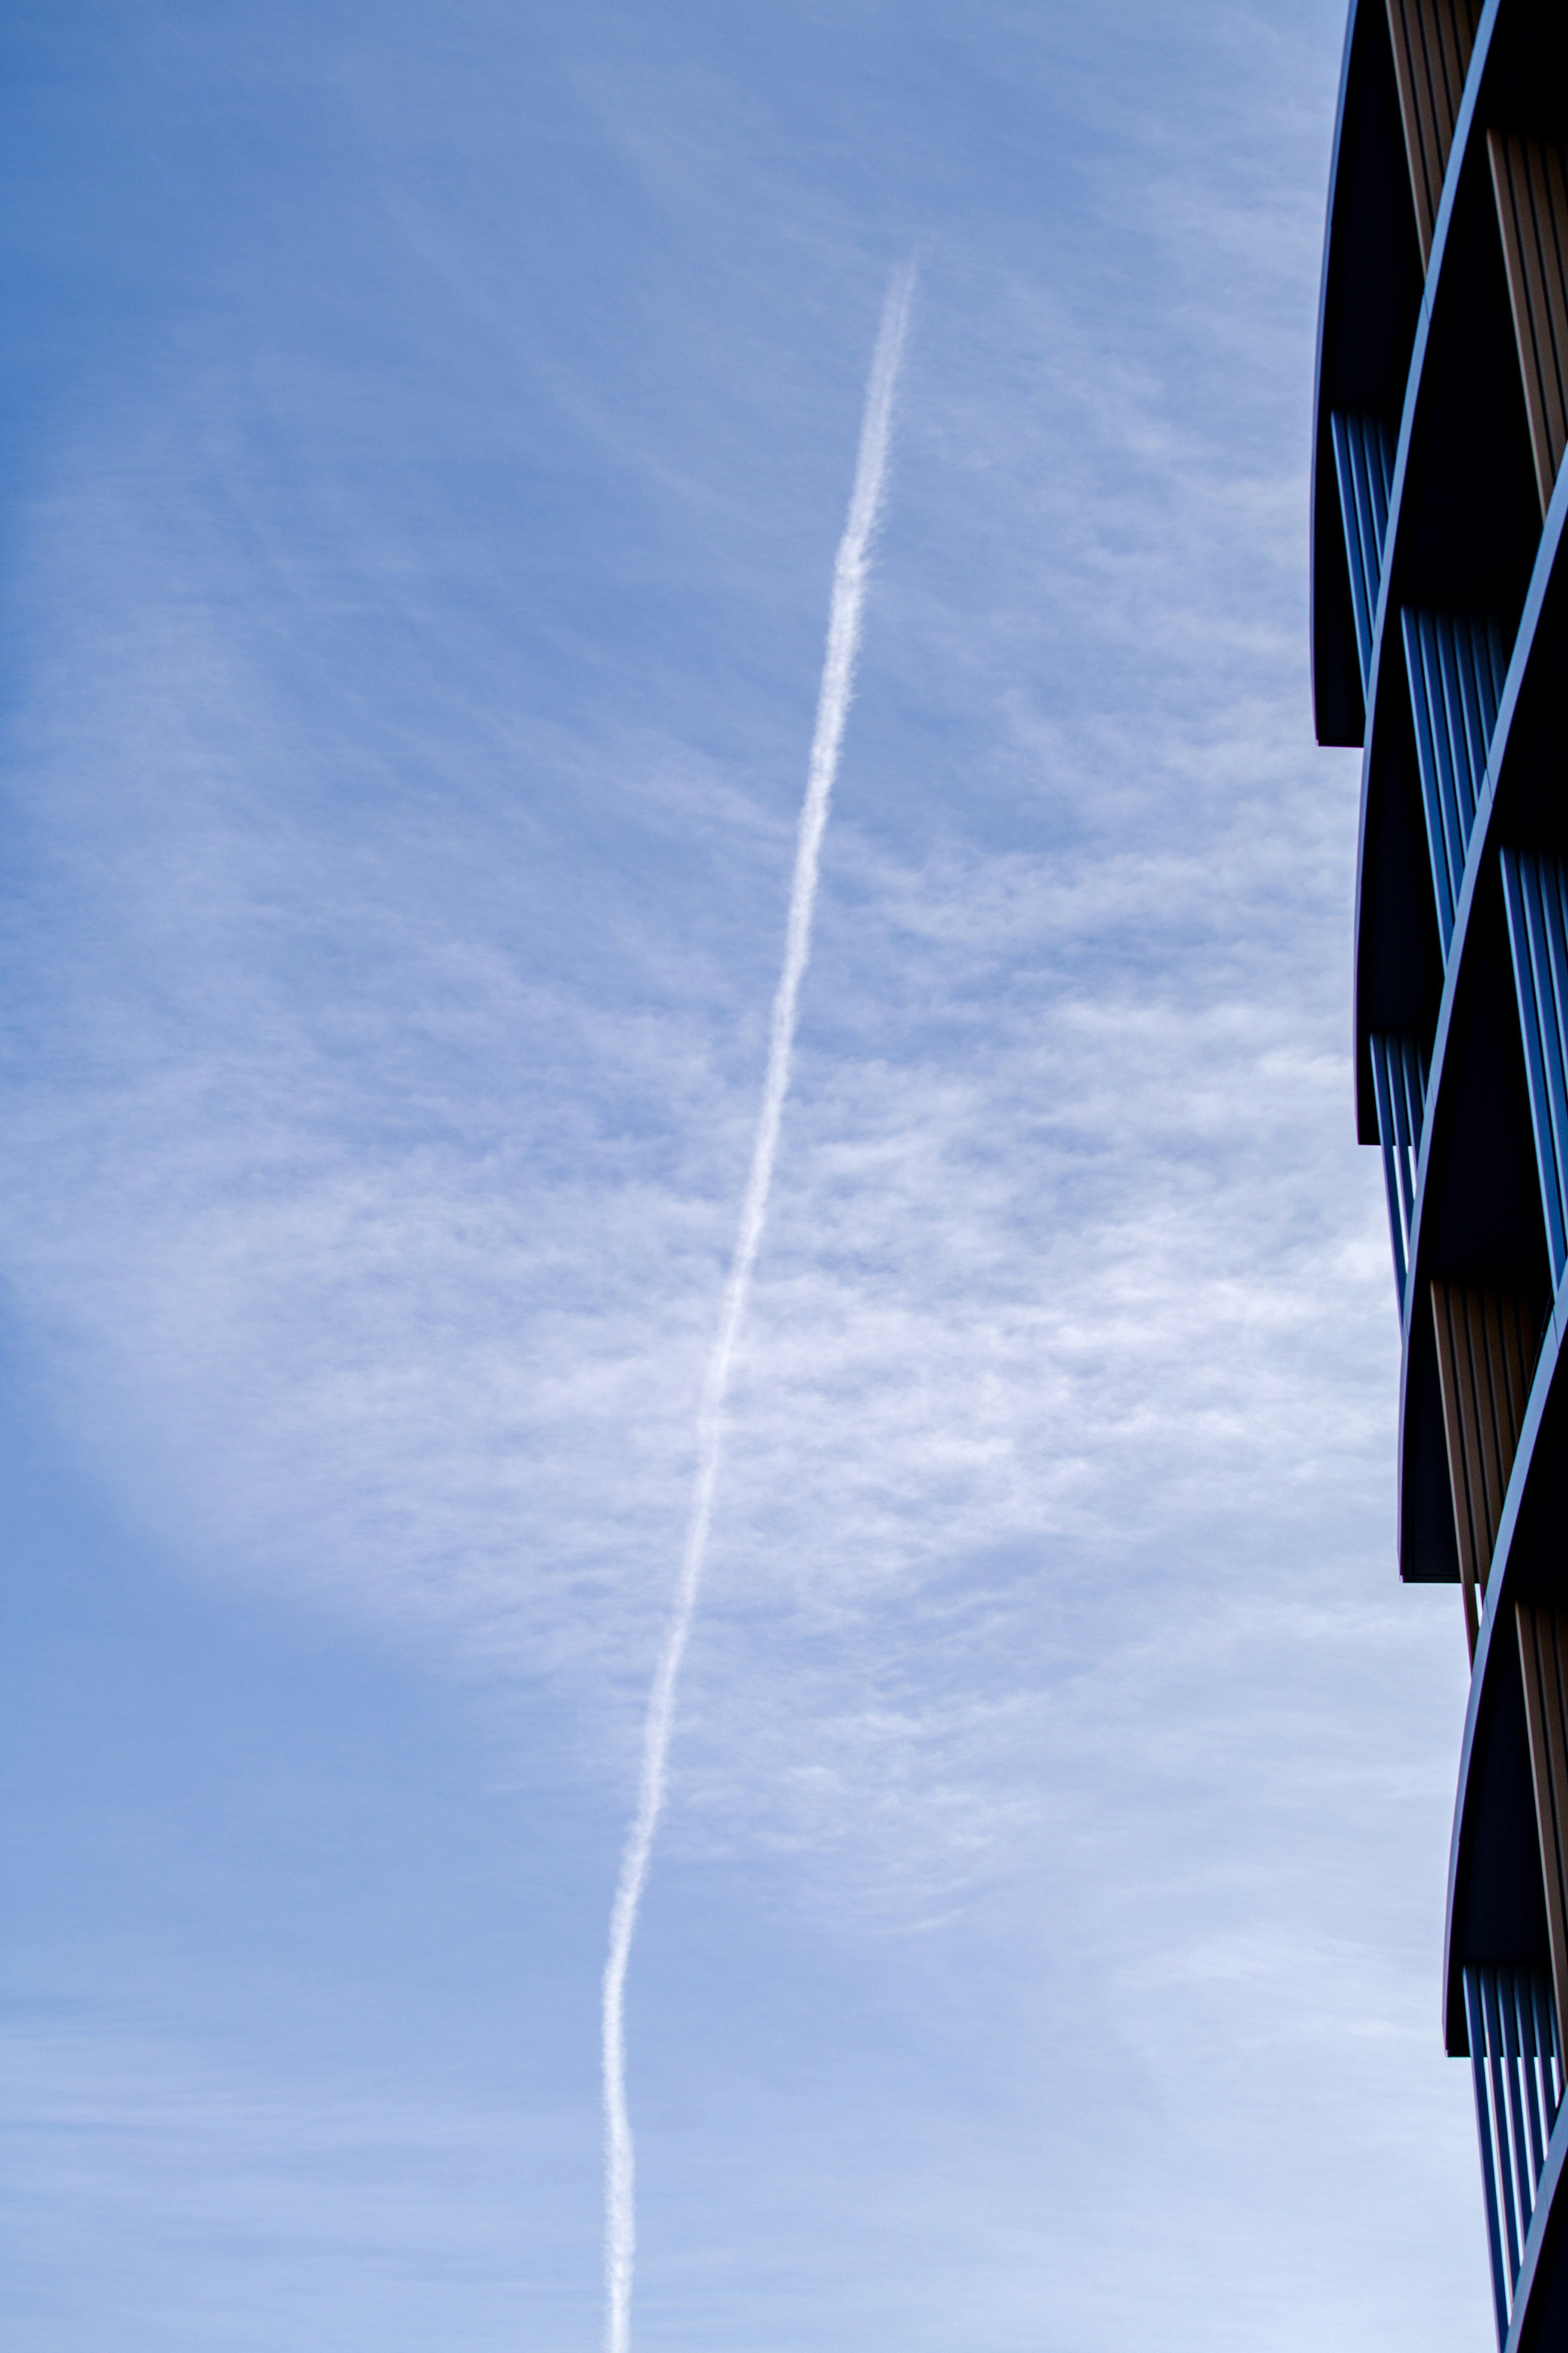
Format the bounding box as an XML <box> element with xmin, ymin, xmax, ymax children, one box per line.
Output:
<box><xmin>600</xmin><ymin>259</ymin><xmax>915</xmax><ymax>2353</ymax></box>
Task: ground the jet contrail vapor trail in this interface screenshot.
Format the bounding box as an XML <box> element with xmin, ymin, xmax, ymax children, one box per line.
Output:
<box><xmin>600</xmin><ymin>259</ymin><xmax>915</xmax><ymax>2353</ymax></box>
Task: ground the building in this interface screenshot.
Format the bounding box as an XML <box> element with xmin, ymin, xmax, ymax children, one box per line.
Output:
<box><xmin>1314</xmin><ymin>2</ymin><xmax>1568</xmax><ymax>2340</ymax></box>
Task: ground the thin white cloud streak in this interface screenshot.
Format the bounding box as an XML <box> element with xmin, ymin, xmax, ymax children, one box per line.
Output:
<box><xmin>0</xmin><ymin>175</ymin><xmax>1483</xmax><ymax>2353</ymax></box>
<box><xmin>599</xmin><ymin>259</ymin><xmax>915</xmax><ymax>2353</ymax></box>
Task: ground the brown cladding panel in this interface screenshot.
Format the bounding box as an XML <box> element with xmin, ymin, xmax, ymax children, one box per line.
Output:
<box><xmin>1489</xmin><ymin>129</ymin><xmax>1568</xmax><ymax>514</ymax></box>
<box><xmin>1517</xmin><ymin>1604</ymin><xmax>1568</xmax><ymax>2058</ymax></box>
<box><xmin>1386</xmin><ymin>0</ymin><xmax>1483</xmax><ymax>266</ymax></box>
<box><xmin>1430</xmin><ymin>1280</ymin><xmax>1537</xmax><ymax>1655</ymax></box>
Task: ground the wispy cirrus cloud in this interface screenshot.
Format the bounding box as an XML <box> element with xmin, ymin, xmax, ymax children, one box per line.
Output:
<box><xmin>0</xmin><ymin>2</ymin><xmax>1489</xmax><ymax>2339</ymax></box>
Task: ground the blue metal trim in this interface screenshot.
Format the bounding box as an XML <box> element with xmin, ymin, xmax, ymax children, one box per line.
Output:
<box><xmin>1361</xmin><ymin>0</ymin><xmax>1501</xmax><ymax>660</ymax></box>
<box><xmin>1370</xmin><ymin>1030</ymin><xmax>1428</xmax><ymax>1313</ymax></box>
<box><xmin>1505</xmin><ymin>2092</ymin><xmax>1568</xmax><ymax>2353</ymax></box>
<box><xmin>1333</xmin><ymin>411</ymin><xmax>1396</xmax><ymax>691</ymax></box>
<box><xmin>1545</xmin><ymin>1966</ymin><xmax>1565</xmax><ymax>2131</ymax></box>
<box><xmin>1401</xmin><ymin>607</ymin><xmax>1508</xmax><ymax>952</ymax></box>
<box><xmin>1502</xmin><ymin>851</ymin><xmax>1568</xmax><ymax>1289</ymax></box>
<box><xmin>1472</xmin><ymin>1965</ymin><xmax>1518</xmax><ymax>2347</ymax></box>
<box><xmin>1381</xmin><ymin>1144</ymin><xmax>1409</xmax><ymax>1309</ymax></box>
<box><xmin>1405</xmin><ymin>610</ymin><xmax>1459</xmax><ymax>943</ymax></box>
<box><xmin>1349</xmin><ymin>0</ymin><xmax>1506</xmax><ymax>1137</ymax></box>
<box><xmin>1372</xmin><ymin>1058</ymin><xmax>1409</xmax><ymax>1311</ymax></box>
<box><xmin>1392</xmin><ymin>448</ymin><xmax>1568</xmax><ymax>1579</ymax></box>
<box><xmin>1311</xmin><ymin>0</ymin><xmax>1381</xmax><ymax>747</ymax></box>
<box><xmin>1329</xmin><ymin>5</ymin><xmax>1568</xmax><ymax>2334</ymax></box>
<box><xmin>1518</xmin><ymin>1971</ymin><xmax>1550</xmax><ymax>2193</ymax></box>
<box><xmin>1446</xmin><ymin>1309</ymin><xmax>1564</xmax><ymax>2052</ymax></box>
<box><xmin>1486</xmin><ymin>1965</ymin><xmax>1527</xmax><ymax>2287</ymax></box>
<box><xmin>1505</xmin><ymin>1971</ymin><xmax>1540</xmax><ymax>2248</ymax></box>
<box><xmin>1462</xmin><ymin>1961</ymin><xmax>1566</xmax><ymax>2346</ymax></box>
<box><xmin>1312</xmin><ymin>0</ymin><xmax>1367</xmax><ymax>417</ymax></box>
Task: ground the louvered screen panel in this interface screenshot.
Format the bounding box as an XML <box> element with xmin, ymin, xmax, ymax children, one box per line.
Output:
<box><xmin>1488</xmin><ymin>131</ymin><xmax>1568</xmax><ymax>515</ymax></box>
<box><xmin>1430</xmin><ymin>1282</ymin><xmax>1537</xmax><ymax>1657</ymax></box>
<box><xmin>1330</xmin><ymin>411</ymin><xmax>1396</xmax><ymax>692</ymax></box>
<box><xmin>1501</xmin><ymin>849</ymin><xmax>1568</xmax><ymax>1287</ymax></box>
<box><xmin>1463</xmin><ymin>1959</ymin><xmax>1564</xmax><ymax>2347</ymax></box>
<box><xmin>1386</xmin><ymin>0</ymin><xmax>1483</xmax><ymax>266</ymax></box>
<box><xmin>1400</xmin><ymin>608</ymin><xmax>1507</xmax><ymax>950</ymax></box>
<box><xmin>1517</xmin><ymin>1606</ymin><xmax>1568</xmax><ymax>2080</ymax></box>
<box><xmin>1369</xmin><ymin>1030</ymin><xmax>1428</xmax><ymax>1313</ymax></box>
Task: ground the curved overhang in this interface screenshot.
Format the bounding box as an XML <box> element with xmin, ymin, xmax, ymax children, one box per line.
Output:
<box><xmin>1323</xmin><ymin>1</ymin><xmax>1568</xmax><ymax>2331</ymax></box>
<box><xmin>1311</xmin><ymin>0</ymin><xmax>1426</xmax><ymax>749</ymax></box>
<box><xmin>1444</xmin><ymin>1306</ymin><xmax>1561</xmax><ymax>2053</ymax></box>
<box><xmin>1444</xmin><ymin>1300</ymin><xmax>1568</xmax><ymax>2349</ymax></box>
<box><xmin>1350</xmin><ymin>0</ymin><xmax>1521</xmax><ymax>1144</ymax></box>
<box><xmin>1395</xmin><ymin>452</ymin><xmax>1568</xmax><ymax>1582</ymax></box>
<box><xmin>1506</xmin><ymin>2106</ymin><xmax>1568</xmax><ymax>2349</ymax></box>
<box><xmin>1439</xmin><ymin>448</ymin><xmax>1568</xmax><ymax>2043</ymax></box>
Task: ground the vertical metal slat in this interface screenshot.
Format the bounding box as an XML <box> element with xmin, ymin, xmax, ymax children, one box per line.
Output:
<box><xmin>1371</xmin><ymin>1040</ymin><xmax>1410</xmax><ymax>1311</ymax></box>
<box><xmin>1369</xmin><ymin>1032</ymin><xmax>1428</xmax><ymax>1320</ymax></box>
<box><xmin>1436</xmin><ymin>611</ymin><xmax>1482</xmax><ymax>852</ymax></box>
<box><xmin>1332</xmin><ymin>412</ymin><xmax>1394</xmax><ymax>694</ymax></box>
<box><xmin>1407</xmin><ymin>609</ymin><xmax>1462</xmax><ymax>937</ymax></box>
<box><xmin>1544</xmin><ymin>1963</ymin><xmax>1565</xmax><ymax>2133</ymax></box>
<box><xmin>1537</xmin><ymin>1606</ymin><xmax>1568</xmax><ymax>2054</ymax></box>
<box><xmin>1500</xmin><ymin>1965</ymin><xmax>1538</xmax><ymax>2240</ymax></box>
<box><xmin>1468</xmin><ymin>1965</ymin><xmax>1514</xmax><ymax>2348</ymax></box>
<box><xmin>1490</xmin><ymin>129</ymin><xmax>1568</xmax><ymax>514</ymax></box>
<box><xmin>1431</xmin><ymin>1285</ymin><xmax>1539</xmax><ymax>1658</ymax></box>
<box><xmin>1403</xmin><ymin>610</ymin><xmax>1506</xmax><ymax>955</ymax></box>
<box><xmin>1386</xmin><ymin>0</ymin><xmax>1484</xmax><ymax>266</ymax></box>
<box><xmin>1472</xmin><ymin>1292</ymin><xmax>1510</xmax><ymax>1552</ymax></box>
<box><xmin>1483</xmin><ymin>1964</ymin><xmax>1526</xmax><ymax>2288</ymax></box>
<box><xmin>1432</xmin><ymin>1281</ymin><xmax>1483</xmax><ymax>1657</ymax></box>
<box><xmin>1522</xmin><ymin>141</ymin><xmax>1568</xmax><ymax>490</ymax></box>
<box><xmin>1546</xmin><ymin>858</ymin><xmax>1568</xmax><ymax>1256</ymax></box>
<box><xmin>1506</xmin><ymin>852</ymin><xmax>1566</xmax><ymax>1279</ymax></box>
<box><xmin>1526</xmin><ymin>852</ymin><xmax>1566</xmax><ymax>1272</ymax></box>
<box><xmin>1501</xmin><ymin>850</ymin><xmax>1568</xmax><ymax>1288</ymax></box>
<box><xmin>1515</xmin><ymin>1967</ymin><xmax>1548</xmax><ymax>2197</ymax></box>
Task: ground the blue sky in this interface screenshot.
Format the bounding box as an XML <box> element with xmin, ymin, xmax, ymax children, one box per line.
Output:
<box><xmin>0</xmin><ymin>3</ymin><xmax>1485</xmax><ymax>2348</ymax></box>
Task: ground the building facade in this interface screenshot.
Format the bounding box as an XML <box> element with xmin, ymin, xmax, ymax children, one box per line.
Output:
<box><xmin>1314</xmin><ymin>3</ymin><xmax>1568</xmax><ymax>2340</ymax></box>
